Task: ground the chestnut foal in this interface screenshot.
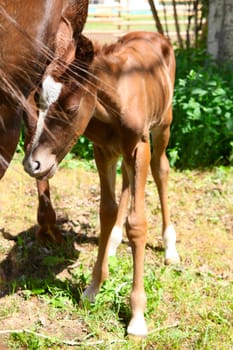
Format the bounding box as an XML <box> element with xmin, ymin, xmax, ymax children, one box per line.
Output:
<box><xmin>24</xmin><ymin>31</ymin><xmax>180</xmax><ymax>336</ymax></box>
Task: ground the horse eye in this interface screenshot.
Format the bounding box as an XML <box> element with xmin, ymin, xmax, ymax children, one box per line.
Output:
<box><xmin>34</xmin><ymin>88</ymin><xmax>46</xmax><ymax>111</ymax></box>
<box><xmin>34</xmin><ymin>90</ymin><xmax>40</xmax><ymax>105</ymax></box>
<box><xmin>67</xmin><ymin>106</ymin><xmax>79</xmax><ymax>117</ymax></box>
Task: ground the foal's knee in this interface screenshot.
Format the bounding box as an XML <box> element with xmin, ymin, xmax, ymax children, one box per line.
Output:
<box><xmin>126</xmin><ymin>212</ymin><xmax>147</xmax><ymax>245</ymax></box>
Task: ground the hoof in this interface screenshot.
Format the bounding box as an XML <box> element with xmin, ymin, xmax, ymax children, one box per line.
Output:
<box><xmin>36</xmin><ymin>226</ymin><xmax>63</xmax><ymax>244</ymax></box>
<box><xmin>127</xmin><ymin>315</ymin><xmax>148</xmax><ymax>337</ymax></box>
<box><xmin>164</xmin><ymin>254</ymin><xmax>181</xmax><ymax>265</ymax></box>
<box><xmin>81</xmin><ymin>284</ymin><xmax>99</xmax><ymax>304</ymax></box>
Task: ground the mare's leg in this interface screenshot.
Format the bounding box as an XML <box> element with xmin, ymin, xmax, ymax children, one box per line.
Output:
<box><xmin>36</xmin><ymin>180</ymin><xmax>63</xmax><ymax>243</ymax></box>
<box><xmin>22</xmin><ymin>99</ymin><xmax>62</xmax><ymax>244</ymax></box>
<box><xmin>124</xmin><ymin>138</ymin><xmax>151</xmax><ymax>337</ymax></box>
<box><xmin>150</xmin><ymin>109</ymin><xmax>180</xmax><ymax>265</ymax></box>
<box><xmin>108</xmin><ymin>160</ymin><xmax>130</xmax><ymax>256</ymax></box>
<box><xmin>0</xmin><ymin>107</ymin><xmax>61</xmax><ymax>243</ymax></box>
<box><xmin>0</xmin><ymin>106</ymin><xmax>21</xmax><ymax>179</ymax></box>
<box><xmin>83</xmin><ymin>145</ymin><xmax>118</xmax><ymax>301</ymax></box>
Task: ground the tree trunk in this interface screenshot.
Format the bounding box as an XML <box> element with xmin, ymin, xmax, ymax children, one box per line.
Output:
<box><xmin>207</xmin><ymin>0</ymin><xmax>233</xmax><ymax>61</ymax></box>
<box><xmin>172</xmin><ymin>0</ymin><xmax>184</xmax><ymax>48</ymax></box>
<box><xmin>148</xmin><ymin>0</ymin><xmax>164</xmax><ymax>34</ymax></box>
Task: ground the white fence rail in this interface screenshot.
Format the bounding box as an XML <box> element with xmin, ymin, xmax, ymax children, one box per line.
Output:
<box><xmin>84</xmin><ymin>1</ymin><xmax>205</xmax><ymax>45</ymax></box>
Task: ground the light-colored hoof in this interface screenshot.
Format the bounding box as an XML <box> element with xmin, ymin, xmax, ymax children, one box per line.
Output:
<box><xmin>108</xmin><ymin>226</ymin><xmax>123</xmax><ymax>257</ymax></box>
<box><xmin>127</xmin><ymin>315</ymin><xmax>148</xmax><ymax>337</ymax></box>
<box><xmin>81</xmin><ymin>284</ymin><xmax>99</xmax><ymax>304</ymax></box>
<box><xmin>164</xmin><ymin>254</ymin><xmax>181</xmax><ymax>265</ymax></box>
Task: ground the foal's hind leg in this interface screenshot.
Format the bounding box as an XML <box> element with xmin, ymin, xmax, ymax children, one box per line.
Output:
<box><xmin>150</xmin><ymin>114</ymin><xmax>180</xmax><ymax>265</ymax></box>
<box><xmin>124</xmin><ymin>138</ymin><xmax>151</xmax><ymax>337</ymax></box>
<box><xmin>108</xmin><ymin>160</ymin><xmax>130</xmax><ymax>256</ymax></box>
<box><xmin>36</xmin><ymin>180</ymin><xmax>63</xmax><ymax>243</ymax></box>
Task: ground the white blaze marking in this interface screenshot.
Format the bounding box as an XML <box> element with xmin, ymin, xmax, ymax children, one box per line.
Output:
<box><xmin>41</xmin><ymin>75</ymin><xmax>63</xmax><ymax>107</ymax></box>
<box><xmin>31</xmin><ymin>75</ymin><xmax>63</xmax><ymax>151</ymax></box>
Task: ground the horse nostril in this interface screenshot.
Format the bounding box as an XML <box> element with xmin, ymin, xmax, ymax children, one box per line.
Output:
<box><xmin>33</xmin><ymin>160</ymin><xmax>40</xmax><ymax>172</ymax></box>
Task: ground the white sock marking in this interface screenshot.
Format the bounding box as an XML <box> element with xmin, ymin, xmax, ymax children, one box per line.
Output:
<box><xmin>108</xmin><ymin>226</ymin><xmax>123</xmax><ymax>256</ymax></box>
<box><xmin>163</xmin><ymin>225</ymin><xmax>180</xmax><ymax>264</ymax></box>
<box><xmin>41</xmin><ymin>75</ymin><xmax>63</xmax><ymax>107</ymax></box>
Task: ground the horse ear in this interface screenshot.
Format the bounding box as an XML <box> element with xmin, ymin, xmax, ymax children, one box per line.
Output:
<box><xmin>45</xmin><ymin>16</ymin><xmax>76</xmax><ymax>78</ymax></box>
<box><xmin>54</xmin><ymin>16</ymin><xmax>76</xmax><ymax>64</ymax></box>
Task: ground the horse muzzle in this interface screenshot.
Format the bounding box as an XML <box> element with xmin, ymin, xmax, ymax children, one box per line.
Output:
<box><xmin>23</xmin><ymin>149</ymin><xmax>57</xmax><ymax>180</ymax></box>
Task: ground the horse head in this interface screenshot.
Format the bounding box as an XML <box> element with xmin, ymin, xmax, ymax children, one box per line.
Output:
<box><xmin>0</xmin><ymin>1</ymin><xmax>89</xmax><ymax>179</ymax></box>
<box><xmin>23</xmin><ymin>29</ymin><xmax>96</xmax><ymax>180</ymax></box>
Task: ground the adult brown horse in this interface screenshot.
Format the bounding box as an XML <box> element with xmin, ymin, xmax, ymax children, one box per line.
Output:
<box><xmin>23</xmin><ymin>31</ymin><xmax>180</xmax><ymax>337</ymax></box>
<box><xmin>0</xmin><ymin>0</ymin><xmax>89</xmax><ymax>241</ymax></box>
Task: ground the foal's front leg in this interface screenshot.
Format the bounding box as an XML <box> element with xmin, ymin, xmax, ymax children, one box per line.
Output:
<box><xmin>124</xmin><ymin>139</ymin><xmax>151</xmax><ymax>337</ymax></box>
<box><xmin>36</xmin><ymin>180</ymin><xmax>63</xmax><ymax>243</ymax></box>
<box><xmin>83</xmin><ymin>145</ymin><xmax>118</xmax><ymax>301</ymax></box>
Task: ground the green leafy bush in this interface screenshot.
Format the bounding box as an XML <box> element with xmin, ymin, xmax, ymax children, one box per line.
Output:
<box><xmin>71</xmin><ymin>135</ymin><xmax>93</xmax><ymax>160</ymax></box>
<box><xmin>170</xmin><ymin>49</ymin><xmax>233</xmax><ymax>168</ymax></box>
<box><xmin>71</xmin><ymin>49</ymin><xmax>233</xmax><ymax>168</ymax></box>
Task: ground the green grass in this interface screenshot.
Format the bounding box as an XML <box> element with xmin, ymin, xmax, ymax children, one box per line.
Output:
<box><xmin>0</xmin><ymin>156</ymin><xmax>232</xmax><ymax>349</ymax></box>
<box><xmin>6</xmin><ymin>254</ymin><xmax>233</xmax><ymax>349</ymax></box>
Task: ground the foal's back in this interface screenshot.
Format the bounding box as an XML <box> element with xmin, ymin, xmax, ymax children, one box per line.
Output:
<box><xmin>93</xmin><ymin>31</ymin><xmax>175</xmax><ymax>132</ymax></box>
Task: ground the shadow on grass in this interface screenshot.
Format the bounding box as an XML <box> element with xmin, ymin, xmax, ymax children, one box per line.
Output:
<box><xmin>0</xmin><ymin>221</ymin><xmax>167</xmax><ymax>334</ymax></box>
<box><xmin>0</xmin><ymin>222</ymin><xmax>98</xmax><ymax>302</ymax></box>
<box><xmin>146</xmin><ymin>242</ymin><xmax>164</xmax><ymax>253</ymax></box>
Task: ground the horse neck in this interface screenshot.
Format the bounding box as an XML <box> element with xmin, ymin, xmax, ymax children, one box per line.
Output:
<box><xmin>0</xmin><ymin>1</ymin><xmax>64</xmax><ymax>97</ymax></box>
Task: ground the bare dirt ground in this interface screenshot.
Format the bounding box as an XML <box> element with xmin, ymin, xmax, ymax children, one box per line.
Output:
<box><xmin>0</xmin><ymin>155</ymin><xmax>232</xmax><ymax>348</ymax></box>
